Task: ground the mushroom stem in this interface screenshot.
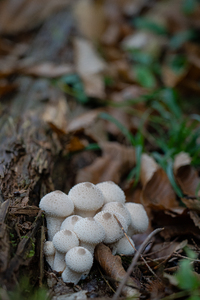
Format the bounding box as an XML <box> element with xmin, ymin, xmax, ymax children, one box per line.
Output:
<box><xmin>46</xmin><ymin>216</ymin><xmax>65</xmax><ymax>241</ymax></box>
<box><xmin>53</xmin><ymin>251</ymin><xmax>66</xmax><ymax>272</ymax></box>
<box><xmin>62</xmin><ymin>265</ymin><xmax>82</xmax><ymax>284</ymax></box>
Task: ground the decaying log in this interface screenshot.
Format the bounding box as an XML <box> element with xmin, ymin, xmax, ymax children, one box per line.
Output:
<box><xmin>0</xmin><ymin>8</ymin><xmax>75</xmax><ymax>289</ymax></box>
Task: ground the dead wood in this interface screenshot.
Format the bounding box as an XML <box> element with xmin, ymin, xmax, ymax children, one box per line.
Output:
<box><xmin>0</xmin><ymin>8</ymin><xmax>76</xmax><ymax>290</ymax></box>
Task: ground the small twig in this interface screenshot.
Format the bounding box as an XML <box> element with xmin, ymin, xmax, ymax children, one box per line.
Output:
<box><xmin>39</xmin><ymin>224</ymin><xmax>45</xmax><ymax>287</ymax></box>
<box><xmin>114</xmin><ymin>215</ymin><xmax>162</xmax><ymax>281</ymax></box>
<box><xmin>98</xmin><ymin>266</ymin><xmax>116</xmax><ymax>293</ymax></box>
<box><xmin>112</xmin><ymin>228</ymin><xmax>164</xmax><ymax>300</ymax></box>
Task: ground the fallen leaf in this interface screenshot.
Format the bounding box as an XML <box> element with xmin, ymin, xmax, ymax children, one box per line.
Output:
<box><xmin>189</xmin><ymin>211</ymin><xmax>200</xmax><ymax>230</ymax></box>
<box><xmin>174</xmin><ymin>152</ymin><xmax>200</xmax><ymax>197</ymax></box>
<box><xmin>140</xmin><ymin>154</ymin><xmax>178</xmax><ymax>209</ymax></box>
<box><xmin>94</xmin><ymin>243</ymin><xmax>140</xmax><ymax>298</ymax></box>
<box><xmin>181</xmin><ymin>198</ymin><xmax>200</xmax><ymax>212</ymax></box>
<box><xmin>74</xmin><ymin>37</ymin><xmax>106</xmax><ymax>98</ymax></box>
<box><xmin>152</xmin><ymin>210</ymin><xmax>200</xmax><ymax>240</ymax></box>
<box><xmin>76</xmin><ymin>142</ymin><xmax>136</xmax><ymax>184</ymax></box>
<box><xmin>42</xmin><ymin>96</ymin><xmax>69</xmax><ymax>132</ymax></box>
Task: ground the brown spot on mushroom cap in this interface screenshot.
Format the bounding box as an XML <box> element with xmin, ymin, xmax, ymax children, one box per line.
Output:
<box><xmin>103</xmin><ymin>212</ymin><xmax>112</xmax><ymax>220</ymax></box>
<box><xmin>71</xmin><ymin>216</ymin><xmax>79</xmax><ymax>224</ymax></box>
<box><xmin>65</xmin><ymin>246</ymin><xmax>93</xmax><ymax>273</ymax></box>
<box><xmin>87</xmin><ymin>217</ymin><xmax>95</xmax><ymax>221</ymax></box>
<box><xmin>64</xmin><ymin>230</ymin><xmax>72</xmax><ymax>236</ymax></box>
<box><xmin>54</xmin><ymin>190</ymin><xmax>64</xmax><ymax>194</ymax></box>
<box><xmin>102</xmin><ymin>202</ymin><xmax>131</xmax><ymax>226</ymax></box>
<box><xmin>85</xmin><ymin>182</ymin><xmax>92</xmax><ymax>188</ymax></box>
<box><xmin>78</xmin><ymin>248</ymin><xmax>86</xmax><ymax>255</ymax></box>
<box><xmin>53</xmin><ymin>229</ymin><xmax>79</xmax><ymax>253</ymax></box>
<box><xmin>60</xmin><ymin>215</ymin><xmax>83</xmax><ymax>231</ymax></box>
<box><xmin>94</xmin><ymin>211</ymin><xmax>128</xmax><ymax>244</ymax></box>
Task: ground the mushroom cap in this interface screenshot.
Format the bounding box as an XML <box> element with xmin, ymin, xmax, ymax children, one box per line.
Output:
<box><xmin>96</xmin><ymin>181</ymin><xmax>126</xmax><ymax>204</ymax></box>
<box><xmin>39</xmin><ymin>190</ymin><xmax>74</xmax><ymax>218</ymax></box>
<box><xmin>52</xmin><ymin>229</ymin><xmax>79</xmax><ymax>253</ymax></box>
<box><xmin>43</xmin><ymin>241</ymin><xmax>56</xmax><ymax>256</ymax></box>
<box><xmin>94</xmin><ymin>211</ymin><xmax>128</xmax><ymax>244</ymax></box>
<box><xmin>116</xmin><ymin>236</ymin><xmax>135</xmax><ymax>255</ymax></box>
<box><xmin>61</xmin><ymin>215</ymin><xmax>83</xmax><ymax>231</ymax></box>
<box><xmin>73</xmin><ymin>217</ymin><xmax>105</xmax><ymax>244</ymax></box>
<box><xmin>65</xmin><ymin>246</ymin><xmax>93</xmax><ymax>273</ymax></box>
<box><xmin>101</xmin><ymin>202</ymin><xmax>131</xmax><ymax>226</ymax></box>
<box><xmin>125</xmin><ymin>202</ymin><xmax>149</xmax><ymax>235</ymax></box>
<box><xmin>68</xmin><ymin>182</ymin><xmax>105</xmax><ymax>213</ymax></box>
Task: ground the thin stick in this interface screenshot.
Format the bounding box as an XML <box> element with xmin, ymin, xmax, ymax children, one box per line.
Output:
<box><xmin>114</xmin><ymin>215</ymin><xmax>161</xmax><ymax>281</ymax></box>
<box><xmin>112</xmin><ymin>228</ymin><xmax>164</xmax><ymax>300</ymax></box>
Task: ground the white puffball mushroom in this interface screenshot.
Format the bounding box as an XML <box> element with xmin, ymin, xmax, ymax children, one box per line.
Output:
<box><xmin>73</xmin><ymin>217</ymin><xmax>105</xmax><ymax>255</ymax></box>
<box><xmin>52</xmin><ymin>229</ymin><xmax>79</xmax><ymax>272</ymax></box>
<box><xmin>43</xmin><ymin>241</ymin><xmax>56</xmax><ymax>269</ymax></box>
<box><xmin>94</xmin><ymin>211</ymin><xmax>128</xmax><ymax>244</ymax></box>
<box><xmin>39</xmin><ymin>190</ymin><xmax>74</xmax><ymax>241</ymax></box>
<box><xmin>96</xmin><ymin>181</ymin><xmax>126</xmax><ymax>204</ymax></box>
<box><xmin>62</xmin><ymin>247</ymin><xmax>93</xmax><ymax>284</ymax></box>
<box><xmin>125</xmin><ymin>202</ymin><xmax>149</xmax><ymax>236</ymax></box>
<box><xmin>68</xmin><ymin>182</ymin><xmax>105</xmax><ymax>217</ymax></box>
<box><xmin>101</xmin><ymin>202</ymin><xmax>131</xmax><ymax>227</ymax></box>
<box><xmin>61</xmin><ymin>215</ymin><xmax>83</xmax><ymax>231</ymax></box>
<box><xmin>115</xmin><ymin>236</ymin><xmax>135</xmax><ymax>255</ymax></box>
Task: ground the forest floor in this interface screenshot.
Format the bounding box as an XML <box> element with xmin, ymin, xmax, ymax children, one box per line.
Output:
<box><xmin>1</xmin><ymin>0</ymin><xmax>200</xmax><ymax>299</ymax></box>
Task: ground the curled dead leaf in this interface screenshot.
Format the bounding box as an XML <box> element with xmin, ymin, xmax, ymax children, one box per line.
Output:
<box><xmin>181</xmin><ymin>198</ymin><xmax>200</xmax><ymax>212</ymax></box>
<box><xmin>140</xmin><ymin>154</ymin><xmax>178</xmax><ymax>209</ymax></box>
<box><xmin>174</xmin><ymin>152</ymin><xmax>200</xmax><ymax>197</ymax></box>
<box><xmin>95</xmin><ymin>243</ymin><xmax>140</xmax><ymax>298</ymax></box>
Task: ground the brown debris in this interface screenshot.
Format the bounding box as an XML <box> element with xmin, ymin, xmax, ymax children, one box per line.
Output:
<box><xmin>76</xmin><ymin>142</ymin><xmax>136</xmax><ymax>184</ymax></box>
<box><xmin>140</xmin><ymin>154</ymin><xmax>178</xmax><ymax>209</ymax></box>
<box><xmin>174</xmin><ymin>152</ymin><xmax>200</xmax><ymax>197</ymax></box>
<box><xmin>95</xmin><ymin>243</ymin><xmax>140</xmax><ymax>298</ymax></box>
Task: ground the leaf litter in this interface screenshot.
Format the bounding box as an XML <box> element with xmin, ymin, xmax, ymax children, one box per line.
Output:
<box><xmin>0</xmin><ymin>0</ymin><xmax>200</xmax><ymax>299</ymax></box>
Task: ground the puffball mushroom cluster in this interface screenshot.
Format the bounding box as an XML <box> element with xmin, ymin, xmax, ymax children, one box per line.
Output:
<box><xmin>39</xmin><ymin>181</ymin><xmax>149</xmax><ymax>285</ymax></box>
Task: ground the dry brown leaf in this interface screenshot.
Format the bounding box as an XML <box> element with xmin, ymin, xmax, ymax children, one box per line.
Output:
<box><xmin>174</xmin><ymin>152</ymin><xmax>200</xmax><ymax>197</ymax></box>
<box><xmin>148</xmin><ymin>240</ymin><xmax>187</xmax><ymax>260</ymax></box>
<box><xmin>76</xmin><ymin>142</ymin><xmax>135</xmax><ymax>184</ymax></box>
<box><xmin>65</xmin><ymin>136</ymin><xmax>86</xmax><ymax>153</ymax></box>
<box><xmin>74</xmin><ymin>37</ymin><xmax>106</xmax><ymax>98</ymax></box>
<box><xmin>67</xmin><ymin>109</ymin><xmax>107</xmax><ymax>143</ymax></box>
<box><xmin>0</xmin><ymin>0</ymin><xmax>71</xmax><ymax>34</ymax></box>
<box><xmin>94</xmin><ymin>243</ymin><xmax>140</xmax><ymax>298</ymax></box>
<box><xmin>19</xmin><ymin>62</ymin><xmax>74</xmax><ymax>78</ymax></box>
<box><xmin>140</xmin><ymin>154</ymin><xmax>178</xmax><ymax>209</ymax></box>
<box><xmin>189</xmin><ymin>211</ymin><xmax>200</xmax><ymax>230</ymax></box>
<box><xmin>181</xmin><ymin>198</ymin><xmax>200</xmax><ymax>212</ymax></box>
<box><xmin>152</xmin><ymin>210</ymin><xmax>200</xmax><ymax>240</ymax></box>
<box><xmin>162</xmin><ymin>63</ymin><xmax>189</xmax><ymax>88</ymax></box>
<box><xmin>42</xmin><ymin>96</ymin><xmax>69</xmax><ymax>132</ymax></box>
